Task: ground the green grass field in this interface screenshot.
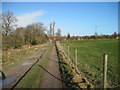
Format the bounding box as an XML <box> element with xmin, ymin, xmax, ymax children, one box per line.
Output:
<box><xmin>61</xmin><ymin>39</ymin><xmax>118</xmax><ymax>88</ymax></box>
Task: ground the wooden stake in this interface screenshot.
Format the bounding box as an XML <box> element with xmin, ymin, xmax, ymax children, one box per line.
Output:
<box><xmin>103</xmin><ymin>54</ymin><xmax>108</xmax><ymax>89</ymax></box>
<box><xmin>75</xmin><ymin>48</ymin><xmax>77</xmax><ymax>69</ymax></box>
<box><xmin>68</xmin><ymin>46</ymin><xmax>69</xmax><ymax>57</ymax></box>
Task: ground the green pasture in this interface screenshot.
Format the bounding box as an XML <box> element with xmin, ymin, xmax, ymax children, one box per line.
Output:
<box><xmin>61</xmin><ymin>39</ymin><xmax>119</xmax><ymax>88</ymax></box>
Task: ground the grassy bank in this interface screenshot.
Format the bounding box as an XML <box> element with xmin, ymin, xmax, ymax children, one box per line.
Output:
<box><xmin>15</xmin><ymin>43</ymin><xmax>53</xmax><ymax>88</ymax></box>
<box><xmin>56</xmin><ymin>43</ymin><xmax>93</xmax><ymax>88</ymax></box>
<box><xmin>61</xmin><ymin>39</ymin><xmax>118</xmax><ymax>88</ymax></box>
<box><xmin>57</xmin><ymin>51</ymin><xmax>79</xmax><ymax>88</ymax></box>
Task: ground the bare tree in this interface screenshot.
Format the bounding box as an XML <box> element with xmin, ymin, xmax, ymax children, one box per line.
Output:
<box><xmin>56</xmin><ymin>28</ymin><xmax>61</xmax><ymax>37</ymax></box>
<box><xmin>2</xmin><ymin>11</ymin><xmax>17</xmax><ymax>35</ymax></box>
<box><xmin>66</xmin><ymin>33</ymin><xmax>71</xmax><ymax>40</ymax></box>
<box><xmin>49</xmin><ymin>23</ymin><xmax>53</xmax><ymax>37</ymax></box>
<box><xmin>49</xmin><ymin>21</ymin><xmax>55</xmax><ymax>40</ymax></box>
<box><xmin>113</xmin><ymin>32</ymin><xmax>117</xmax><ymax>38</ymax></box>
<box><xmin>53</xmin><ymin>21</ymin><xmax>55</xmax><ymax>37</ymax></box>
<box><xmin>24</xmin><ymin>22</ymin><xmax>47</xmax><ymax>45</ymax></box>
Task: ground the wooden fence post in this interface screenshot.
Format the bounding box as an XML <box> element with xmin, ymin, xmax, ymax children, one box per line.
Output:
<box><xmin>68</xmin><ymin>46</ymin><xmax>69</xmax><ymax>57</ymax></box>
<box><xmin>103</xmin><ymin>54</ymin><xmax>108</xmax><ymax>89</ymax></box>
<box><xmin>62</xmin><ymin>44</ymin><xmax>64</xmax><ymax>50</ymax></box>
<box><xmin>75</xmin><ymin>48</ymin><xmax>77</xmax><ymax>69</ymax></box>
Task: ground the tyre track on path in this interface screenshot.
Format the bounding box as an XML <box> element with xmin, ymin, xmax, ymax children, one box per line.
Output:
<box><xmin>40</xmin><ymin>45</ymin><xmax>62</xmax><ymax>88</ymax></box>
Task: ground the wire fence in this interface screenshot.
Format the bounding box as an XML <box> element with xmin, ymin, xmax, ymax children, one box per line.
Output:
<box><xmin>59</xmin><ymin>42</ymin><xmax>111</xmax><ymax>88</ymax></box>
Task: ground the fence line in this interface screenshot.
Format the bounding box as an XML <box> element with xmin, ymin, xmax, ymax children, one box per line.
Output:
<box><xmin>61</xmin><ymin>43</ymin><xmax>110</xmax><ymax>88</ymax></box>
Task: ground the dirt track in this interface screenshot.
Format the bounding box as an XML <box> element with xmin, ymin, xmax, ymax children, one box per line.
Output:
<box><xmin>2</xmin><ymin>46</ymin><xmax>48</xmax><ymax>88</ymax></box>
<box><xmin>40</xmin><ymin>46</ymin><xmax>62</xmax><ymax>88</ymax></box>
<box><xmin>1</xmin><ymin>44</ymin><xmax>63</xmax><ymax>88</ymax></box>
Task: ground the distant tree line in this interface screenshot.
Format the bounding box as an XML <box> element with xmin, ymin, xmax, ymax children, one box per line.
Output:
<box><xmin>65</xmin><ymin>32</ymin><xmax>119</xmax><ymax>41</ymax></box>
<box><xmin>2</xmin><ymin>11</ymin><xmax>48</xmax><ymax>50</ymax></box>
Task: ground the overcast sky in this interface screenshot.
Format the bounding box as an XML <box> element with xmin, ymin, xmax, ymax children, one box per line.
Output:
<box><xmin>2</xmin><ymin>2</ymin><xmax>118</xmax><ymax>36</ymax></box>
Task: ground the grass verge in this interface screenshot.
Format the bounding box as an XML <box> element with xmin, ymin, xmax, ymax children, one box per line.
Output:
<box><xmin>56</xmin><ymin>45</ymin><xmax>79</xmax><ymax>88</ymax></box>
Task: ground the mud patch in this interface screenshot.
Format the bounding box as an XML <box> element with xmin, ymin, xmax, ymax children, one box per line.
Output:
<box><xmin>22</xmin><ymin>62</ymin><xmax>33</xmax><ymax>66</ymax></box>
<box><xmin>0</xmin><ymin>75</ymin><xmax>16</xmax><ymax>86</ymax></box>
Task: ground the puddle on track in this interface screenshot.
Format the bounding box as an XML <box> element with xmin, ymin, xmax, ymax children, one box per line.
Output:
<box><xmin>22</xmin><ymin>62</ymin><xmax>33</xmax><ymax>66</ymax></box>
<box><xmin>0</xmin><ymin>75</ymin><xmax>16</xmax><ymax>86</ymax></box>
<box><xmin>29</xmin><ymin>57</ymin><xmax>39</xmax><ymax>60</ymax></box>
